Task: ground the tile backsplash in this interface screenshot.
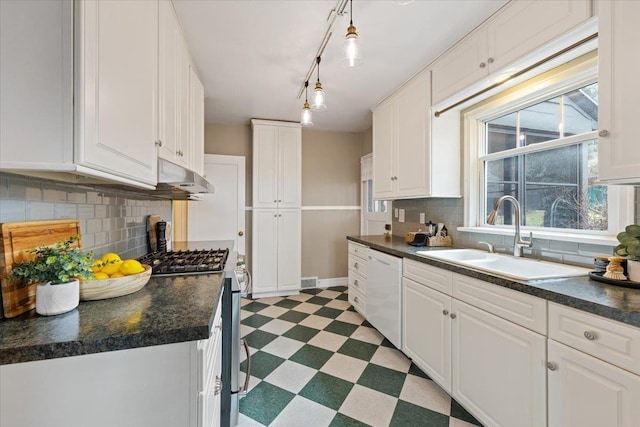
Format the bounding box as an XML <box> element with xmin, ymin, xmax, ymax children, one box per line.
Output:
<box><xmin>392</xmin><ymin>191</ymin><xmax>640</xmax><ymax>268</ymax></box>
<box><xmin>0</xmin><ymin>173</ymin><xmax>172</xmax><ymax>259</ymax></box>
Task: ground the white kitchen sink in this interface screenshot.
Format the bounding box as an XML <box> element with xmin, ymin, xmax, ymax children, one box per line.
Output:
<box><xmin>416</xmin><ymin>249</ymin><xmax>590</xmax><ymax>282</ymax></box>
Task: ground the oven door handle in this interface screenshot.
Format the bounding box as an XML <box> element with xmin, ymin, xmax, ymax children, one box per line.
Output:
<box><xmin>238</xmin><ymin>338</ymin><xmax>251</xmax><ymax>397</ymax></box>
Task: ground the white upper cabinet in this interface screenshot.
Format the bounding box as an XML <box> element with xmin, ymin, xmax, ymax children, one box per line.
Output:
<box><xmin>432</xmin><ymin>0</ymin><xmax>592</xmax><ymax>106</ymax></box>
<box><xmin>597</xmin><ymin>0</ymin><xmax>640</xmax><ymax>184</ymax></box>
<box><xmin>252</xmin><ymin>120</ymin><xmax>302</xmax><ymax>209</ymax></box>
<box><xmin>189</xmin><ymin>66</ymin><xmax>205</xmax><ymax>177</ymax></box>
<box><xmin>75</xmin><ymin>0</ymin><xmax>159</xmax><ymax>185</ymax></box>
<box><xmin>372</xmin><ymin>70</ymin><xmax>460</xmax><ymax>200</ymax></box>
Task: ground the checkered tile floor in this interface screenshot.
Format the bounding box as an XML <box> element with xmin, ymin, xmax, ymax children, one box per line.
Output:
<box><xmin>238</xmin><ymin>286</ymin><xmax>483</xmax><ymax>427</ymax></box>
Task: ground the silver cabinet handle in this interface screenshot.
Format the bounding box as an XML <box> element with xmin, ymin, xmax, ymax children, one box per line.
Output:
<box><xmin>584</xmin><ymin>331</ymin><xmax>597</xmax><ymax>341</ymax></box>
<box><xmin>547</xmin><ymin>362</ymin><xmax>558</xmax><ymax>371</ymax></box>
<box><xmin>155</xmin><ymin>140</ymin><xmax>163</xmax><ymax>147</ymax></box>
<box><xmin>479</xmin><ymin>62</ymin><xmax>486</xmax><ymax>68</ymax></box>
<box><xmin>278</xmin><ymin>199</ymin><xmax>282</xmax><ymax>202</ymax></box>
<box><xmin>274</xmin><ymin>200</ymin><xmax>277</xmax><ymax>203</ymax></box>
<box><xmin>450</xmin><ymin>313</ymin><xmax>457</xmax><ymax>319</ymax></box>
<box><xmin>354</xmin><ymin>262</ymin><xmax>359</xmax><ymax>269</ymax></box>
<box><xmin>214</xmin><ymin>376</ymin><xmax>222</xmax><ymax>395</ymax></box>
<box><xmin>598</xmin><ymin>129</ymin><xmax>609</xmax><ymax>137</ymax></box>
<box><xmin>442</xmin><ymin>309</ymin><xmax>449</xmax><ymax>316</ymax></box>
<box><xmin>354</xmin><ymin>296</ymin><xmax>359</xmax><ymax>303</ymax></box>
<box><xmin>354</xmin><ymin>279</ymin><xmax>359</xmax><ymax>287</ymax></box>
<box><xmin>238</xmin><ymin>338</ymin><xmax>251</xmax><ymax>397</ymax></box>
<box><xmin>487</xmin><ymin>57</ymin><xmax>494</xmax><ymax>64</ymax></box>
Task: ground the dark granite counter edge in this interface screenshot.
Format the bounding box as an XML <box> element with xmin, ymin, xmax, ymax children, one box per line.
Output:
<box><xmin>347</xmin><ymin>236</ymin><xmax>640</xmax><ymax>328</ymax></box>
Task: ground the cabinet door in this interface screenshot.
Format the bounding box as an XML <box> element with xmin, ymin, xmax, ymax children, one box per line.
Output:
<box><xmin>402</xmin><ymin>277</ymin><xmax>451</xmax><ymax>393</ymax></box>
<box><xmin>597</xmin><ymin>0</ymin><xmax>640</xmax><ymax>183</ymax></box>
<box><xmin>251</xmin><ymin>209</ymin><xmax>279</xmax><ymax>293</ymax></box>
<box><xmin>158</xmin><ymin>0</ymin><xmax>179</xmax><ymax>164</ymax></box>
<box><xmin>548</xmin><ymin>340</ymin><xmax>640</xmax><ymax>427</ymax></box>
<box><xmin>76</xmin><ymin>0</ymin><xmax>158</xmax><ymax>185</ymax></box>
<box><xmin>189</xmin><ymin>66</ymin><xmax>205</xmax><ymax>177</ymax></box>
<box><xmin>451</xmin><ymin>299</ymin><xmax>546</xmax><ymax>427</ymax></box>
<box><xmin>396</xmin><ymin>71</ymin><xmax>430</xmax><ymax>198</ymax></box>
<box><xmin>277</xmin><ymin>209</ymin><xmax>301</xmax><ymax>291</ymax></box>
<box><xmin>277</xmin><ymin>127</ymin><xmax>302</xmax><ymax>208</ymax></box>
<box><xmin>176</xmin><ymin>35</ymin><xmax>190</xmax><ymax>168</ymax></box>
<box><xmin>372</xmin><ymin>99</ymin><xmax>395</xmax><ymax>199</ymax></box>
<box><xmin>431</xmin><ymin>28</ymin><xmax>488</xmax><ymax>106</ymax></box>
<box><xmin>253</xmin><ymin>126</ymin><xmax>279</xmax><ymax>208</ymax></box>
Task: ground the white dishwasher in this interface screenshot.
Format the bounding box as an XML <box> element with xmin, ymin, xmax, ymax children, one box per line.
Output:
<box><xmin>367</xmin><ymin>249</ymin><xmax>403</xmax><ymax>349</ymax></box>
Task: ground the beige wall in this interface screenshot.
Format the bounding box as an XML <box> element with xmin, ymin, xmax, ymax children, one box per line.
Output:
<box><xmin>203</xmin><ymin>123</ymin><xmax>363</xmax><ymax>280</ymax></box>
<box><xmin>361</xmin><ymin>126</ymin><xmax>372</xmax><ymax>155</ymax></box>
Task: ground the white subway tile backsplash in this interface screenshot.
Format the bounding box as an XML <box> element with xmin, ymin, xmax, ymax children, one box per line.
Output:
<box><xmin>25</xmin><ymin>202</ymin><xmax>55</xmax><ymax>220</ymax></box>
<box><xmin>0</xmin><ymin>200</ymin><xmax>26</xmax><ymax>222</ymax></box>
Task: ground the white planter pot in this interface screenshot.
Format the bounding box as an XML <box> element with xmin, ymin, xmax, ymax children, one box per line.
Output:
<box><xmin>628</xmin><ymin>259</ymin><xmax>640</xmax><ymax>282</ymax></box>
<box><xmin>36</xmin><ymin>279</ymin><xmax>80</xmax><ymax>316</ymax></box>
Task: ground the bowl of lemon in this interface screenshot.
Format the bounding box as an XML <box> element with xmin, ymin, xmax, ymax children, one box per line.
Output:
<box><xmin>79</xmin><ymin>253</ymin><xmax>152</xmax><ymax>301</ymax></box>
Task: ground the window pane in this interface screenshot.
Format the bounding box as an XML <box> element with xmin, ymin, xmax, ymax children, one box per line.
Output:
<box><xmin>563</xmin><ymin>83</ymin><xmax>598</xmax><ymax>136</ymax></box>
<box><xmin>486</xmin><ymin>156</ymin><xmax>519</xmax><ymax>183</ymax></box>
<box><xmin>520</xmin><ymin>96</ymin><xmax>561</xmax><ymax>145</ymax></box>
<box><xmin>487</xmin><ymin>112</ymin><xmax>517</xmax><ymax>154</ymax></box>
<box><xmin>486</xmin><ymin>155</ymin><xmax>518</xmax><ymax>225</ymax></box>
<box><xmin>525</xmin><ymin>145</ymin><xmax>578</xmax><ymax>184</ymax></box>
<box><xmin>486</xmin><ymin>183</ymin><xmax>518</xmax><ymax>225</ymax></box>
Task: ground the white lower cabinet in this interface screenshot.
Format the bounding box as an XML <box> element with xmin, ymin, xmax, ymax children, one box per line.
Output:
<box><xmin>451</xmin><ymin>299</ymin><xmax>547</xmax><ymax>427</ymax></box>
<box><xmin>547</xmin><ymin>339</ymin><xmax>640</xmax><ymax>427</ymax></box>
<box><xmin>347</xmin><ymin>242</ymin><xmax>368</xmax><ymax>317</ymax></box>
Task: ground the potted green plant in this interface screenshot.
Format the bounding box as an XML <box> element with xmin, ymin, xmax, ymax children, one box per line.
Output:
<box><xmin>10</xmin><ymin>235</ymin><xmax>94</xmax><ymax>316</ymax></box>
<box><xmin>614</xmin><ymin>224</ymin><xmax>640</xmax><ymax>282</ymax></box>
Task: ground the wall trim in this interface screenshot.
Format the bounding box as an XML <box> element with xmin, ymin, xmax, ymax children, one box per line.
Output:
<box><xmin>317</xmin><ymin>277</ymin><xmax>348</xmax><ymax>288</ymax></box>
<box><xmin>301</xmin><ymin>206</ymin><xmax>361</xmax><ymax>211</ymax></box>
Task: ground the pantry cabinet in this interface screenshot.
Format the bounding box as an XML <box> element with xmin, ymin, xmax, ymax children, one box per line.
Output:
<box><xmin>431</xmin><ymin>0</ymin><xmax>592</xmax><ymax>105</ymax></box>
<box><xmin>597</xmin><ymin>0</ymin><xmax>640</xmax><ymax>184</ymax></box>
<box><xmin>372</xmin><ymin>70</ymin><xmax>460</xmax><ymax>200</ymax></box>
<box><xmin>190</xmin><ymin>66</ymin><xmax>205</xmax><ymax>177</ymax></box>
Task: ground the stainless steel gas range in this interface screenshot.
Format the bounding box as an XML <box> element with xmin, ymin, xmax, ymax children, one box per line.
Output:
<box><xmin>138</xmin><ymin>244</ymin><xmax>250</xmax><ymax>427</ymax></box>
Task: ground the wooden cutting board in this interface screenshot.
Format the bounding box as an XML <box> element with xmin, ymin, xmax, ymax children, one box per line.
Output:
<box><xmin>0</xmin><ymin>219</ymin><xmax>81</xmax><ymax>318</ymax></box>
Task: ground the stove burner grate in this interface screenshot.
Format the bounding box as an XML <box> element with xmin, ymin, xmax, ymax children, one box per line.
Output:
<box><xmin>137</xmin><ymin>248</ymin><xmax>229</xmax><ymax>276</ymax></box>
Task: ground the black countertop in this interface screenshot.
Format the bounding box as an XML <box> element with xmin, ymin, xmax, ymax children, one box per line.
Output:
<box><xmin>0</xmin><ymin>240</ymin><xmax>235</xmax><ymax>366</ymax></box>
<box><xmin>348</xmin><ymin>235</ymin><xmax>640</xmax><ymax>328</ymax></box>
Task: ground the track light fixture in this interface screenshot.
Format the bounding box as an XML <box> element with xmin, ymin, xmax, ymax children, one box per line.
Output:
<box><xmin>343</xmin><ymin>0</ymin><xmax>362</xmax><ymax>68</ymax></box>
<box><xmin>311</xmin><ymin>56</ymin><xmax>327</xmax><ymax>111</ymax></box>
<box><xmin>300</xmin><ymin>81</ymin><xmax>313</xmax><ymax>127</ymax></box>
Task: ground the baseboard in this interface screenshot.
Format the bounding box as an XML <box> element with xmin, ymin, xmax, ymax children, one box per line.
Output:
<box><xmin>317</xmin><ymin>277</ymin><xmax>348</xmax><ymax>288</ymax></box>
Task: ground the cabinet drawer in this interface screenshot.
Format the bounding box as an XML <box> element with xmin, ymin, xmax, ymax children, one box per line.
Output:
<box><xmin>452</xmin><ymin>273</ymin><xmax>547</xmax><ymax>335</ymax></box>
<box><xmin>348</xmin><ymin>242</ymin><xmax>369</xmax><ymax>259</ymax></box>
<box><xmin>403</xmin><ymin>258</ymin><xmax>453</xmax><ymax>295</ymax></box>
<box><xmin>348</xmin><ymin>253</ymin><xmax>367</xmax><ymax>277</ymax></box>
<box><xmin>549</xmin><ymin>302</ymin><xmax>640</xmax><ymax>375</ymax></box>
<box><xmin>348</xmin><ymin>270</ymin><xmax>367</xmax><ymax>294</ymax></box>
<box><xmin>349</xmin><ymin>286</ymin><xmax>366</xmax><ymax>317</ymax></box>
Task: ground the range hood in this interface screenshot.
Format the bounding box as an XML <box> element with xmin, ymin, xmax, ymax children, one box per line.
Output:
<box><xmin>155</xmin><ymin>158</ymin><xmax>214</xmax><ymax>200</ymax></box>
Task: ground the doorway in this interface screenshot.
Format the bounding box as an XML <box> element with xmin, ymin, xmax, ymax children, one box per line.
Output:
<box><xmin>361</xmin><ymin>153</ymin><xmax>391</xmax><ymax>235</ymax></box>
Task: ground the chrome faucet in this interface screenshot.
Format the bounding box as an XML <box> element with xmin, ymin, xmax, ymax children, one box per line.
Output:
<box><xmin>486</xmin><ymin>195</ymin><xmax>532</xmax><ymax>257</ymax></box>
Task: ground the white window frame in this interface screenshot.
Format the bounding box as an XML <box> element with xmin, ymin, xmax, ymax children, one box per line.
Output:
<box><xmin>461</xmin><ymin>55</ymin><xmax>635</xmax><ymax>246</ymax></box>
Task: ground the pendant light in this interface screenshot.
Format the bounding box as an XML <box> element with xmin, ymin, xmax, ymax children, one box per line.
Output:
<box><xmin>343</xmin><ymin>0</ymin><xmax>362</xmax><ymax>68</ymax></box>
<box><xmin>300</xmin><ymin>81</ymin><xmax>313</xmax><ymax>127</ymax></box>
<box><xmin>311</xmin><ymin>56</ymin><xmax>327</xmax><ymax>111</ymax></box>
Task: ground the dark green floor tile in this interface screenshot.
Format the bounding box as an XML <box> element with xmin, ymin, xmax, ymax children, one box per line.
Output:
<box><xmin>274</xmin><ymin>298</ymin><xmax>302</xmax><ymax>309</ymax></box>
<box><xmin>241</xmin><ymin>313</ymin><xmax>272</xmax><ymax>328</ymax></box>
<box><xmin>243</xmin><ymin>301</ymin><xmax>269</xmax><ymax>313</ymax></box>
<box><xmin>239</xmin><ymin>381</ymin><xmax>295</xmax><ymax>426</ymax></box>
<box><xmin>337</xmin><ymin>338</ymin><xmax>378</xmax><ymax>362</ymax></box>
<box><xmin>289</xmin><ymin>344</ymin><xmax>334</xmax><ymax>369</ymax></box>
<box><xmin>244</xmin><ymin>329</ymin><xmax>278</xmax><ymax>349</ymax></box>
<box><xmin>330</xmin><ymin>412</ymin><xmax>371</xmax><ymax>427</ymax></box>
<box><xmin>315</xmin><ymin>306</ymin><xmax>343</xmax><ymax>319</ymax></box>
<box><xmin>361</xmin><ymin>320</ymin><xmax>373</xmax><ymax>328</ymax></box>
<box><xmin>347</xmin><ymin>305</ymin><xmax>357</xmax><ymax>312</ymax></box>
<box><xmin>283</xmin><ymin>324</ymin><xmax>320</xmax><ymax>342</ymax></box>
<box><xmin>324</xmin><ymin>320</ymin><xmax>359</xmax><ymax>337</ymax></box>
<box><xmin>357</xmin><ymin>363</ymin><xmax>407</xmax><ymax>397</ymax></box>
<box><xmin>380</xmin><ymin>337</ymin><xmax>397</xmax><ymax>349</ymax></box>
<box><xmin>389</xmin><ymin>400</ymin><xmax>449</xmax><ymax>427</ymax></box>
<box><xmin>240</xmin><ymin>350</ymin><xmax>285</xmax><ymax>379</ymax></box>
<box><xmin>301</xmin><ymin>288</ymin><xmax>324</xmax><ymax>295</ymax></box>
<box><xmin>330</xmin><ymin>286</ymin><xmax>347</xmax><ymax>292</ymax></box>
<box><xmin>278</xmin><ymin>310</ymin><xmax>310</xmax><ymax>323</ymax></box>
<box><xmin>336</xmin><ymin>293</ymin><xmax>349</xmax><ymax>301</ymax></box>
<box><xmin>307</xmin><ymin>296</ymin><xmax>332</xmax><ymax>306</ymax></box>
<box><xmin>299</xmin><ymin>372</ymin><xmax>355</xmax><ymax>411</ymax></box>
<box><xmin>451</xmin><ymin>399</ymin><xmax>483</xmax><ymax>425</ymax></box>
<box><xmin>408</xmin><ymin>363</ymin><xmax>432</xmax><ymax>380</ymax></box>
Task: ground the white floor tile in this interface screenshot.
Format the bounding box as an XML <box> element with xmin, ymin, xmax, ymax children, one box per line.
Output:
<box><xmin>255</xmin><ymin>296</ymin><xmax>284</xmax><ymax>305</ymax></box>
<box><xmin>338</xmin><ymin>384</ymin><xmax>398</xmax><ymax>427</ymax></box>
<box><xmin>298</xmin><ymin>314</ymin><xmax>334</xmax><ymax>330</ymax></box>
<box><xmin>336</xmin><ymin>310</ymin><xmax>365</xmax><ymax>325</ymax></box>
<box><xmin>269</xmin><ymin>395</ymin><xmax>336</xmax><ymax>427</ymax></box>
<box><xmin>320</xmin><ymin>353</ymin><xmax>368</xmax><ymax>383</ymax></box>
<box><xmin>370</xmin><ymin>346</ymin><xmax>411</xmax><ymax>373</ymax></box>
<box><xmin>325</xmin><ymin>299</ymin><xmax>351</xmax><ymax>310</ymax></box>
<box><xmin>400</xmin><ymin>374</ymin><xmax>451</xmax><ymax>416</ymax></box>
<box><xmin>246</xmin><ymin>375</ymin><xmax>261</xmax><ymax>392</ymax></box>
<box><xmin>287</xmin><ymin>293</ymin><xmax>313</xmax><ymax>302</ymax></box>
<box><xmin>260</xmin><ymin>318</ymin><xmax>296</xmax><ymax>335</ymax></box>
<box><xmin>263</xmin><ymin>360</ymin><xmax>318</xmax><ymax>394</ymax></box>
<box><xmin>257</xmin><ymin>305</ymin><xmax>289</xmax><ymax>319</ymax></box>
<box><xmin>261</xmin><ymin>336</ymin><xmax>305</xmax><ymax>359</ymax></box>
<box><xmin>317</xmin><ymin>289</ymin><xmax>341</xmax><ymax>299</ymax></box>
<box><xmin>351</xmin><ymin>325</ymin><xmax>385</xmax><ymax>345</ymax></box>
<box><xmin>292</xmin><ymin>302</ymin><xmax>321</xmax><ymax>314</ymax></box>
<box><xmin>241</xmin><ymin>324</ymin><xmax>256</xmax><ymax>338</ymax></box>
<box><xmin>241</xmin><ymin>299</ymin><xmax>252</xmax><ymax>307</ymax></box>
<box><xmin>241</xmin><ymin>310</ymin><xmax>253</xmax><ymax>320</ymax></box>
<box><xmin>308</xmin><ymin>330</ymin><xmax>348</xmax><ymax>352</ymax></box>
<box><xmin>237</xmin><ymin>413</ymin><xmax>266</xmax><ymax>427</ymax></box>
<box><xmin>450</xmin><ymin>417</ymin><xmax>479</xmax><ymax>427</ymax></box>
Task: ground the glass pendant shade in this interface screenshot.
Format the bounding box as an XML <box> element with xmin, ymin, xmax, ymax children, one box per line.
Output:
<box><xmin>300</xmin><ymin>102</ymin><xmax>313</xmax><ymax>127</ymax></box>
<box><xmin>311</xmin><ymin>82</ymin><xmax>327</xmax><ymax>111</ymax></box>
<box><xmin>343</xmin><ymin>26</ymin><xmax>363</xmax><ymax>68</ymax></box>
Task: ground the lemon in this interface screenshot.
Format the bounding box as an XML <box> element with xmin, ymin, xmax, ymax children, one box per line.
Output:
<box><xmin>100</xmin><ymin>253</ymin><xmax>123</xmax><ymax>275</ymax></box>
<box><xmin>93</xmin><ymin>272</ymin><xmax>109</xmax><ymax>280</ymax></box>
<box><xmin>110</xmin><ymin>272</ymin><xmax>125</xmax><ymax>278</ymax></box>
<box><xmin>120</xmin><ymin>259</ymin><xmax>145</xmax><ymax>276</ymax></box>
<box><xmin>91</xmin><ymin>260</ymin><xmax>103</xmax><ymax>274</ymax></box>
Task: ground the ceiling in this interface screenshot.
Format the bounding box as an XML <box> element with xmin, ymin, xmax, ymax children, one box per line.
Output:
<box><xmin>173</xmin><ymin>0</ymin><xmax>508</xmax><ymax>132</ymax></box>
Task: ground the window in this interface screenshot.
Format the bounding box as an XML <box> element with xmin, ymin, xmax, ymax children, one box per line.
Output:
<box><xmin>464</xmin><ymin>55</ymin><xmax>634</xmax><ymax>241</ymax></box>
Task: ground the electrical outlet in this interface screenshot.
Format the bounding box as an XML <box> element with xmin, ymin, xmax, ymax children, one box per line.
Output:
<box><xmin>394</xmin><ymin>208</ymin><xmax>399</xmax><ymax>218</ymax></box>
<box><xmin>419</xmin><ymin>213</ymin><xmax>425</xmax><ymax>223</ymax></box>
<box><xmin>399</xmin><ymin>209</ymin><xmax>405</xmax><ymax>223</ymax></box>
